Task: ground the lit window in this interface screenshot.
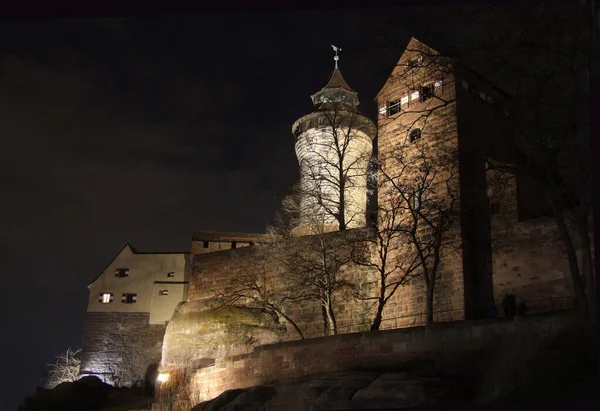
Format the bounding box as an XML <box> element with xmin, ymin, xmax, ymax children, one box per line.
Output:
<box><xmin>167</xmin><ymin>272</ymin><xmax>175</xmax><ymax>278</ymax></box>
<box><xmin>411</xmin><ymin>90</ymin><xmax>420</xmax><ymax>101</ymax></box>
<box><xmin>400</xmin><ymin>95</ymin><xmax>409</xmax><ymax>105</ymax></box>
<box><xmin>121</xmin><ymin>293</ymin><xmax>137</xmax><ymax>304</ymax></box>
<box><xmin>159</xmin><ymin>290</ymin><xmax>169</xmax><ymax>296</ymax></box>
<box><xmin>99</xmin><ymin>293</ymin><xmax>113</xmax><ymax>304</ymax></box>
<box><xmin>379</xmin><ymin>105</ymin><xmax>387</xmax><ymax>115</ymax></box>
<box><xmin>115</xmin><ymin>268</ymin><xmax>129</xmax><ymax>277</ymax></box>
<box><xmin>387</xmin><ymin>99</ymin><xmax>401</xmax><ymax>116</ymax></box>
<box><xmin>434</xmin><ymin>80</ymin><xmax>443</xmax><ymax>90</ymax></box>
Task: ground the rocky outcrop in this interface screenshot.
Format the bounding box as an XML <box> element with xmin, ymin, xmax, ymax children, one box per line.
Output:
<box><xmin>160</xmin><ymin>300</ymin><xmax>287</xmax><ymax>371</ymax></box>
<box><xmin>191</xmin><ymin>371</ymin><xmax>468</xmax><ymax>411</ymax></box>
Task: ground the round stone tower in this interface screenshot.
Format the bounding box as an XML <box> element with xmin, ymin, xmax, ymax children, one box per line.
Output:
<box><xmin>291</xmin><ymin>56</ymin><xmax>376</xmax><ymax>235</ymax></box>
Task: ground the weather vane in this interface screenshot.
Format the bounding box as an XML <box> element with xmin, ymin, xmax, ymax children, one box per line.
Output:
<box><xmin>331</xmin><ymin>45</ymin><xmax>342</xmax><ymax>69</ymax></box>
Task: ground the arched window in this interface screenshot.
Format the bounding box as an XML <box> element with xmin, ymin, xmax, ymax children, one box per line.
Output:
<box><xmin>409</xmin><ymin>128</ymin><xmax>422</xmax><ymax>143</ymax></box>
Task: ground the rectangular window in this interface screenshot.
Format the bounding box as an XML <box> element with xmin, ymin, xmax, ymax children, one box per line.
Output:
<box><xmin>420</xmin><ymin>83</ymin><xmax>436</xmax><ymax>102</ymax></box>
<box><xmin>115</xmin><ymin>268</ymin><xmax>129</xmax><ymax>277</ymax></box>
<box><xmin>121</xmin><ymin>293</ymin><xmax>137</xmax><ymax>304</ymax></box>
<box><xmin>411</xmin><ymin>90</ymin><xmax>420</xmax><ymax>101</ymax></box>
<box><xmin>99</xmin><ymin>293</ymin><xmax>113</xmax><ymax>304</ymax></box>
<box><xmin>203</xmin><ymin>241</ymin><xmax>209</xmax><ymax>248</ymax></box>
<box><xmin>159</xmin><ymin>290</ymin><xmax>169</xmax><ymax>296</ymax></box>
<box><xmin>387</xmin><ymin>99</ymin><xmax>401</xmax><ymax>116</ymax></box>
<box><xmin>167</xmin><ymin>272</ymin><xmax>175</xmax><ymax>278</ymax></box>
<box><xmin>231</xmin><ymin>241</ymin><xmax>237</xmax><ymax>249</ymax></box>
<box><xmin>400</xmin><ymin>95</ymin><xmax>409</xmax><ymax>105</ymax></box>
<box><xmin>379</xmin><ymin>105</ymin><xmax>387</xmax><ymax>115</ymax></box>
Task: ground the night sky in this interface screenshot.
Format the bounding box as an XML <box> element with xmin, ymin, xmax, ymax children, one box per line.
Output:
<box><xmin>0</xmin><ymin>8</ymin><xmax>411</xmax><ymax>409</ymax></box>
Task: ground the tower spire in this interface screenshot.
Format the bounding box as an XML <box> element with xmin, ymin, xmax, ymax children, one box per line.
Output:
<box><xmin>331</xmin><ymin>45</ymin><xmax>342</xmax><ymax>69</ymax></box>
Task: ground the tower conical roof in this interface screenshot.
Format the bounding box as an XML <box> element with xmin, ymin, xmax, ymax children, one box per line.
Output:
<box><xmin>311</xmin><ymin>68</ymin><xmax>359</xmax><ymax>110</ymax></box>
<box><xmin>321</xmin><ymin>68</ymin><xmax>354</xmax><ymax>91</ymax></box>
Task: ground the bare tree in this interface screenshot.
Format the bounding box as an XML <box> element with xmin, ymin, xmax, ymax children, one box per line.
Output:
<box><xmin>381</xmin><ymin>134</ymin><xmax>460</xmax><ymax>326</ymax></box>
<box><xmin>43</xmin><ymin>347</ymin><xmax>81</xmax><ymax>389</ymax></box>
<box><xmin>350</xmin><ymin>183</ymin><xmax>421</xmax><ymax>331</ymax></box>
<box><xmin>268</xmin><ymin>186</ymin><xmax>364</xmax><ymax>336</ymax></box>
<box><xmin>213</xmin><ymin>250</ymin><xmax>306</xmax><ymax>340</ymax></box>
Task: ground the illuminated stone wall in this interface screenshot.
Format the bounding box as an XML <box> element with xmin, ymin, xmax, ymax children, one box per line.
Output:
<box><xmin>186</xmin><ymin>310</ymin><xmax>572</xmax><ymax>404</ymax></box>
<box><xmin>79</xmin><ymin>312</ymin><xmax>165</xmax><ymax>387</ymax></box>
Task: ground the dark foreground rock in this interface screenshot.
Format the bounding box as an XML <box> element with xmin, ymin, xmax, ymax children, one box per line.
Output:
<box><xmin>191</xmin><ymin>370</ymin><xmax>468</xmax><ymax>411</ymax></box>
<box><xmin>16</xmin><ymin>376</ymin><xmax>153</xmax><ymax>411</ymax></box>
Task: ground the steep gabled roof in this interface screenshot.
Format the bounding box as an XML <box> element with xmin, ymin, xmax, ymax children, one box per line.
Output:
<box><xmin>375</xmin><ymin>36</ymin><xmax>439</xmax><ymax>100</ymax></box>
<box><xmin>87</xmin><ymin>243</ymin><xmax>188</xmax><ymax>288</ymax></box>
<box><xmin>87</xmin><ymin>243</ymin><xmax>136</xmax><ymax>288</ymax></box>
<box><xmin>374</xmin><ymin>35</ymin><xmax>513</xmax><ymax>101</ymax></box>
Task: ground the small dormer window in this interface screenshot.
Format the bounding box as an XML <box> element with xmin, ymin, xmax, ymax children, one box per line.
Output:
<box><xmin>115</xmin><ymin>268</ymin><xmax>129</xmax><ymax>277</ymax></box>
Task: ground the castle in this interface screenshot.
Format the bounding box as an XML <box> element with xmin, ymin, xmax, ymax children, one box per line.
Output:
<box><xmin>79</xmin><ymin>37</ymin><xmax>580</xmax><ymax>401</ymax></box>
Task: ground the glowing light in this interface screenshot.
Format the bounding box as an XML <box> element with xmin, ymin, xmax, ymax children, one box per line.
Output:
<box><xmin>157</xmin><ymin>373</ymin><xmax>169</xmax><ymax>383</ymax></box>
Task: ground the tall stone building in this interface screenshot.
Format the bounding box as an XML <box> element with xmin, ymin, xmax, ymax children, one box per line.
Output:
<box><xmin>375</xmin><ymin>37</ymin><xmax>575</xmax><ymax>321</ymax></box>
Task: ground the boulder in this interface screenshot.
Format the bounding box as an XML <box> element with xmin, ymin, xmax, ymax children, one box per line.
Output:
<box><xmin>190</xmin><ymin>370</ymin><xmax>468</xmax><ymax>411</ymax></box>
<box><xmin>161</xmin><ymin>300</ymin><xmax>287</xmax><ymax>371</ymax></box>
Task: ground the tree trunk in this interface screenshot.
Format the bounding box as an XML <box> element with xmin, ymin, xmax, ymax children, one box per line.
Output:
<box><xmin>321</xmin><ymin>303</ymin><xmax>329</xmax><ymax>336</ymax></box>
<box><xmin>426</xmin><ymin>285</ymin><xmax>435</xmax><ymax>326</ymax></box>
<box><xmin>371</xmin><ymin>299</ymin><xmax>384</xmax><ymax>331</ymax></box>
<box><xmin>326</xmin><ymin>296</ymin><xmax>337</xmax><ymax>335</ymax></box>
